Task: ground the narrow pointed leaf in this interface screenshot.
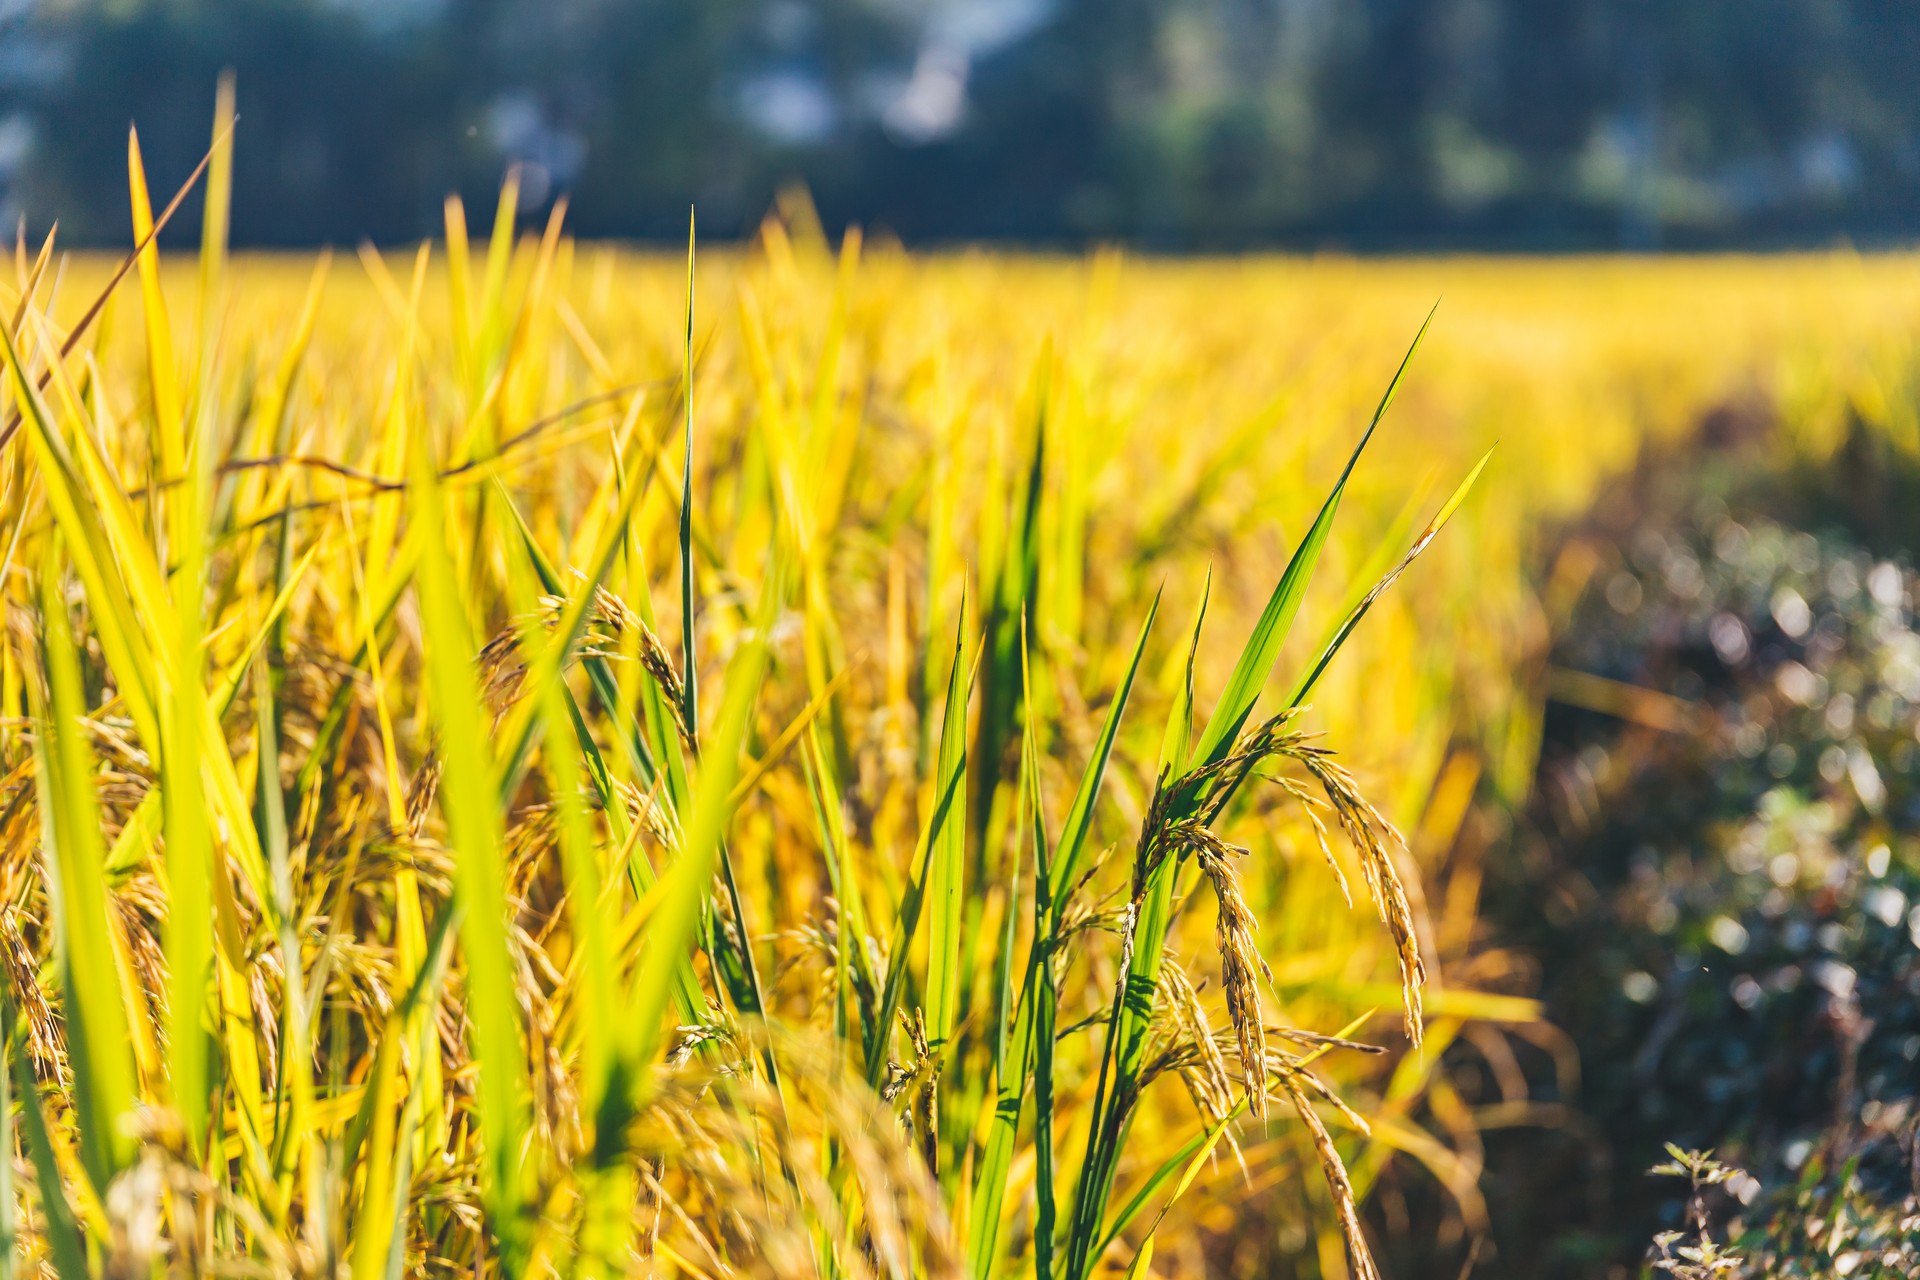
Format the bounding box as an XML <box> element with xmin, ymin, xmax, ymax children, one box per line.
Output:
<box><xmin>922</xmin><ymin>601</ymin><xmax>971</xmax><ymax>1048</ymax></box>
<box><xmin>1282</xmin><ymin>443</ymin><xmax>1493</xmax><ymax>710</ymax></box>
<box><xmin>31</xmin><ymin>559</ymin><xmax>138</xmax><ymax>1187</ymax></box>
<box><xmin>630</xmin><ymin>566</ymin><xmax>779</xmax><ymax>1077</ymax></box>
<box><xmin>1186</xmin><ymin>305</ymin><xmax>1434</xmax><ymax>775</ymax></box>
<box><xmin>4</xmin><ymin>1014</ymin><xmax>88</xmax><ymax>1280</ymax></box>
<box><xmin>1052</xmin><ymin>591</ymin><xmax>1160</xmax><ymax>909</ymax></box>
<box><xmin>409</xmin><ymin>448</ymin><xmax>531</xmax><ymax>1271</ymax></box>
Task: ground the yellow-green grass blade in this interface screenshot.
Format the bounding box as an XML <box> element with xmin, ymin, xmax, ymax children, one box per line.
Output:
<box><xmin>444</xmin><ymin>195</ymin><xmax>475</xmax><ymax>392</ymax></box>
<box><xmin>0</xmin><ymin>988</ymin><xmax>12</xmax><ymax>1280</ymax></box>
<box><xmin>3</xmin><ymin>1009</ymin><xmax>88</xmax><ymax>1280</ymax></box>
<box><xmin>1048</xmin><ymin>588</ymin><xmax>1160</xmax><ymax>908</ymax></box>
<box><xmin>213</xmin><ymin>540</ymin><xmax>324</xmax><ymax>719</ymax></box>
<box><xmin>0</xmin><ymin>318</ymin><xmax>161</xmax><ymax>753</ymax></box>
<box><xmin>30</xmin><ymin>554</ymin><xmax>138</xmax><ymax>1189</ymax></box>
<box><xmin>1281</xmin><ymin>444</ymin><xmax>1494</xmax><ymax>712</ymax></box>
<box><xmin>373</xmin><ymin>1017</ymin><xmax>435</xmax><ymax>1280</ymax></box>
<box><xmin>29</xmin><ymin>309</ymin><xmax>172</xmax><ymax>641</ymax></box>
<box><xmin>195</xmin><ymin>72</ymin><xmax>235</xmax><ymax>346</ymax></box>
<box><xmin>967</xmin><ymin>651</ymin><xmax>1049</xmax><ymax>1280</ymax></box>
<box><xmin>678</xmin><ymin>208</ymin><xmax>699</xmax><ymax>745</ymax></box>
<box><xmin>629</xmin><ymin>562</ymin><xmax>778</xmax><ymax>1079</ymax></box>
<box><xmin>477</xmin><ymin>168</ymin><xmax>520</xmax><ymax>390</ymax></box>
<box><xmin>1156</xmin><ymin>572</ymin><xmax>1208</xmax><ymax>787</ymax></box>
<box><xmin>160</xmin><ymin>656</ymin><xmax>213</xmax><ymax>1154</ymax></box>
<box><xmin>922</xmin><ymin>599</ymin><xmax>971</xmax><ymax>1050</ymax></box>
<box><xmin>726</xmin><ymin>667</ymin><xmax>850</xmax><ymax>809</ymax></box>
<box><xmin>106</xmin><ymin>541</ymin><xmax>321</xmax><ymax>884</ymax></box>
<box><xmin>255</xmin><ymin>509</ymin><xmax>314</xmax><ymax>1195</ymax></box>
<box><xmin>8</xmin><ymin>225</ymin><xmax>55</xmax><ymax>337</ymax></box>
<box><xmin>500</xmin><ymin>544</ymin><xmax>617</xmax><ymax>1132</ymax></box>
<box><xmin>163</xmin><ymin>318</ymin><xmax>222</xmax><ymax>1155</ymax></box>
<box><xmin>256</xmin><ymin>649</ymin><xmax>313</xmax><ymax>1187</ymax></box>
<box><xmin>1092</xmin><ymin>1100</ymin><xmax>1244</xmax><ymax>1268</ymax></box>
<box><xmin>346</xmin><ymin>898</ymin><xmax>461</xmax><ymax>1280</ymax></box>
<box><xmin>126</xmin><ymin>126</ymin><xmax>183</xmax><ymax>479</ymax></box>
<box><xmin>409</xmin><ymin>447</ymin><xmax>533</xmax><ymax>1269</ymax></box>
<box><xmin>362</xmin><ymin>243</ymin><xmax>429</xmax><ymax>623</ymax></box>
<box><xmin>254</xmin><ymin>248</ymin><xmax>331</xmax><ymax>460</ymax></box>
<box><xmin>1185</xmin><ymin>305</ymin><xmax>1434</xmax><ymax>778</ymax></box>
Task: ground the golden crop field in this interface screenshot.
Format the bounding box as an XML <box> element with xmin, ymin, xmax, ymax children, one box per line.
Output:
<box><xmin>4</xmin><ymin>121</ymin><xmax>1920</xmax><ymax>1280</ymax></box>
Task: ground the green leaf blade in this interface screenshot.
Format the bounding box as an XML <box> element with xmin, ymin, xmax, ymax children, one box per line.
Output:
<box><xmin>923</xmin><ymin>602</ymin><xmax>971</xmax><ymax>1048</ymax></box>
<box><xmin>1185</xmin><ymin>305</ymin><xmax>1434</xmax><ymax>776</ymax></box>
<box><xmin>409</xmin><ymin>451</ymin><xmax>533</xmax><ymax>1272</ymax></box>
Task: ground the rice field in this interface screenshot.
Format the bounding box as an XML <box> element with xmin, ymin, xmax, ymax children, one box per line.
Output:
<box><xmin>4</xmin><ymin>114</ymin><xmax>1920</xmax><ymax>1280</ymax></box>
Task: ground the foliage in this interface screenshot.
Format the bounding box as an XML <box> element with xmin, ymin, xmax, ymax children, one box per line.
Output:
<box><xmin>10</xmin><ymin>0</ymin><xmax>1920</xmax><ymax>247</ymax></box>
<box><xmin>1648</xmin><ymin>1146</ymin><xmax>1750</xmax><ymax>1280</ymax></box>
<box><xmin>1480</xmin><ymin>436</ymin><xmax>1920</xmax><ymax>1273</ymax></box>
<box><xmin>1736</xmin><ymin>1144</ymin><xmax>1920</xmax><ymax>1280</ymax></box>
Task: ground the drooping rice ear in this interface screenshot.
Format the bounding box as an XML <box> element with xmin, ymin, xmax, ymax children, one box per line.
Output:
<box><xmin>1282</xmin><ymin>1071</ymin><xmax>1383</xmax><ymax>1280</ymax></box>
<box><xmin>634</xmin><ymin>621</ymin><xmax>695</xmax><ymax>751</ymax></box>
<box><xmin>403</xmin><ymin>740</ymin><xmax>443</xmax><ymax>841</ymax></box>
<box><xmin>1370</xmin><ymin>843</ymin><xmax>1428</xmax><ymax>1051</ymax></box>
<box><xmin>1301</xmin><ymin>752</ymin><xmax>1428</xmax><ymax>1049</ymax></box>
<box><xmin>1187</xmin><ymin>828</ymin><xmax>1273</xmax><ymax>1117</ymax></box>
<box><xmin>1157</xmin><ymin>960</ymin><xmax>1236</xmax><ymax>1127</ymax></box>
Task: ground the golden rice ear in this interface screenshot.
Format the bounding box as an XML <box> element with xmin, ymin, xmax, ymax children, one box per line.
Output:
<box><xmin>588</xmin><ymin>581</ymin><xmax>645</xmax><ymax>636</ymax></box>
<box><xmin>1282</xmin><ymin>1072</ymin><xmax>1383</xmax><ymax>1280</ymax></box>
<box><xmin>476</xmin><ymin>622</ymin><xmax>531</xmax><ymax>723</ymax></box>
<box><xmin>1154</xmin><ymin>959</ymin><xmax>1241</xmax><ymax>1142</ymax></box>
<box><xmin>1370</xmin><ymin>843</ymin><xmax>1428</xmax><ymax>1051</ymax></box>
<box><xmin>1298</xmin><ymin>751</ymin><xmax>1429</xmax><ymax>1049</ymax></box>
<box><xmin>403</xmin><ymin>739</ymin><xmax>443</xmax><ymax>840</ymax></box>
<box><xmin>1187</xmin><ymin>827</ymin><xmax>1273</xmax><ymax>1118</ymax></box>
<box><xmin>635</xmin><ymin>620</ymin><xmax>695</xmax><ymax>750</ymax></box>
<box><xmin>548</xmin><ymin>579</ymin><xmax>695</xmax><ymax>747</ymax></box>
<box><xmin>880</xmin><ymin>1008</ymin><xmax>942</xmax><ymax>1177</ymax></box>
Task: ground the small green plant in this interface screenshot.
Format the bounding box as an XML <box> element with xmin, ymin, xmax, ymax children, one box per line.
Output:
<box><xmin>1649</xmin><ymin>1146</ymin><xmax>1749</xmax><ymax>1280</ymax></box>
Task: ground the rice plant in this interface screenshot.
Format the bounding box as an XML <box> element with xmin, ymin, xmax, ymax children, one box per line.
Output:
<box><xmin>4</xmin><ymin>85</ymin><xmax>1918</xmax><ymax>1280</ymax></box>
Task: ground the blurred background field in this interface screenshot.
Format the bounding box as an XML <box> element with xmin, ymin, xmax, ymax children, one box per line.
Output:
<box><xmin>8</xmin><ymin>0</ymin><xmax>1920</xmax><ymax>250</ymax></box>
